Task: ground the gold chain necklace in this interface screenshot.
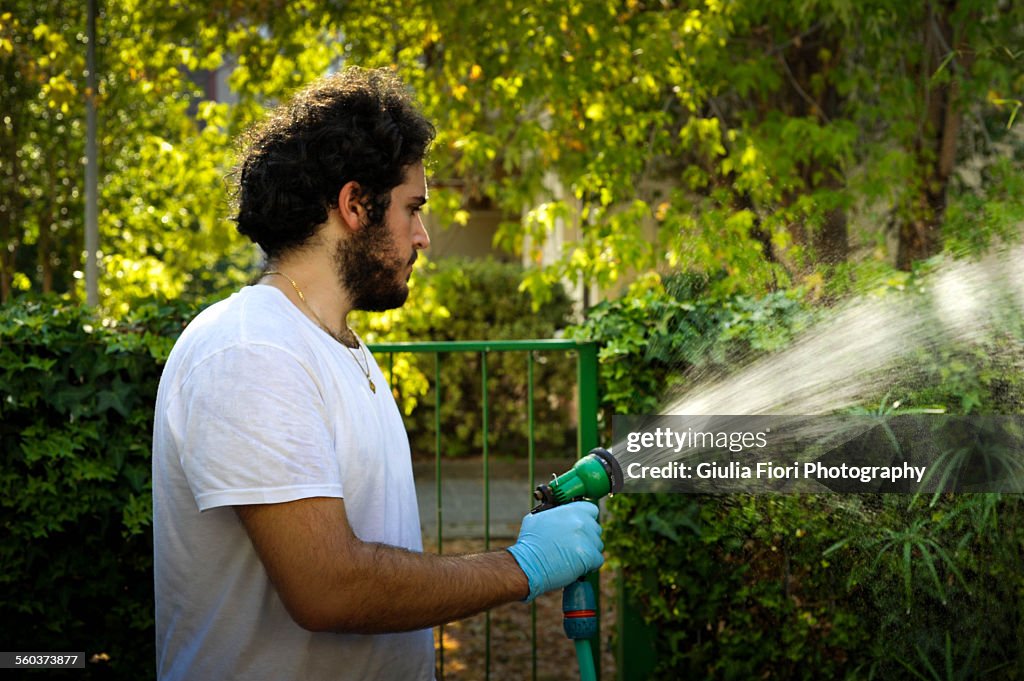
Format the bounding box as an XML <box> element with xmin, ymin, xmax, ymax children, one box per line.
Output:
<box><xmin>263</xmin><ymin>271</ymin><xmax>376</xmax><ymax>394</ymax></box>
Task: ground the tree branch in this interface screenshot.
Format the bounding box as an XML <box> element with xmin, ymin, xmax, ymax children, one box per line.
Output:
<box><xmin>777</xmin><ymin>53</ymin><xmax>831</xmax><ymax>123</ymax></box>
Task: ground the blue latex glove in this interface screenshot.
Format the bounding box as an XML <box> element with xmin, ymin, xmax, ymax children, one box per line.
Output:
<box><xmin>506</xmin><ymin>501</ymin><xmax>604</xmax><ymax>603</ymax></box>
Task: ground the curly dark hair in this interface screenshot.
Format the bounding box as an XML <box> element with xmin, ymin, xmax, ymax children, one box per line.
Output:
<box><xmin>232</xmin><ymin>67</ymin><xmax>435</xmax><ymax>259</ymax></box>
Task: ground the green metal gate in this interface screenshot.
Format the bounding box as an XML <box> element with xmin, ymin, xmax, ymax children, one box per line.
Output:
<box><xmin>368</xmin><ymin>339</ymin><xmax>602</xmax><ymax>680</ymax></box>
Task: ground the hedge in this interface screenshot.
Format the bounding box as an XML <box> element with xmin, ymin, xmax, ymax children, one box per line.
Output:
<box><xmin>0</xmin><ymin>297</ymin><xmax>194</xmax><ymax>680</ymax></box>
<box><xmin>569</xmin><ymin>279</ymin><xmax>1024</xmax><ymax>679</ymax></box>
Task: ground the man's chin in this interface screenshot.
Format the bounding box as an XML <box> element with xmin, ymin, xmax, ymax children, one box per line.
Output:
<box><xmin>358</xmin><ymin>286</ymin><xmax>410</xmax><ymax>312</ymax></box>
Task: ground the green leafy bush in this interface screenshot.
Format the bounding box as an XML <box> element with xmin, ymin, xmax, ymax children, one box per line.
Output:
<box><xmin>0</xmin><ymin>296</ymin><xmax>194</xmax><ymax>680</ymax></box>
<box><xmin>567</xmin><ymin>275</ymin><xmax>808</xmax><ymax>417</ymax></box>
<box><xmin>887</xmin><ymin>335</ymin><xmax>1024</xmax><ymax>416</ymax></box>
<box><xmin>574</xmin><ymin>278</ymin><xmax>1024</xmax><ymax>679</ymax></box>
<box><xmin>607</xmin><ymin>494</ymin><xmax>868</xmax><ymax>679</ymax></box>
<box><xmin>607</xmin><ymin>492</ymin><xmax>1024</xmax><ymax>680</ymax></box>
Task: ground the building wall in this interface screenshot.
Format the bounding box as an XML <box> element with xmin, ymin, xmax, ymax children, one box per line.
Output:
<box><xmin>424</xmin><ymin>209</ymin><xmax>515</xmax><ymax>262</ymax></box>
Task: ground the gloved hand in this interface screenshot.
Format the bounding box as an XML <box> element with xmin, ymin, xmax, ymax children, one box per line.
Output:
<box><xmin>506</xmin><ymin>501</ymin><xmax>604</xmax><ymax>603</ymax></box>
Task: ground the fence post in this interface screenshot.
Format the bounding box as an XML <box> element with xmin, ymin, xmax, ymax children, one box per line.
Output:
<box><xmin>578</xmin><ymin>341</ymin><xmax>659</xmax><ymax>680</ymax></box>
<box><xmin>616</xmin><ymin>572</ymin><xmax>658</xmax><ymax>680</ymax></box>
<box><xmin>576</xmin><ymin>342</ymin><xmax>602</xmax><ymax>678</ymax></box>
<box><xmin>576</xmin><ymin>340</ymin><xmax>599</xmax><ymax>462</ymax></box>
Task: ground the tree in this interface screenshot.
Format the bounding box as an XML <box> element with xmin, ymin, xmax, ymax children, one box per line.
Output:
<box><xmin>0</xmin><ymin>0</ymin><xmax>330</xmax><ymax>312</ymax></box>
<box><xmin>1</xmin><ymin>3</ymin><xmax>87</xmax><ymax>300</ymax></box>
<box><xmin>2</xmin><ymin>0</ymin><xmax>1021</xmax><ymax>312</ymax></box>
<box><xmin>341</xmin><ymin>0</ymin><xmax>1023</xmax><ymax>296</ymax></box>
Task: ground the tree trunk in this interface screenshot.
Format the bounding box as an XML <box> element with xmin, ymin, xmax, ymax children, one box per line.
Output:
<box><xmin>897</xmin><ymin>0</ymin><xmax>962</xmax><ymax>269</ymax></box>
<box><xmin>1</xmin><ymin>133</ymin><xmax>19</xmax><ymax>303</ymax></box>
<box><xmin>783</xmin><ymin>27</ymin><xmax>849</xmax><ymax>268</ymax></box>
<box><xmin>39</xmin><ymin>150</ymin><xmax>58</xmax><ymax>294</ymax></box>
<box><xmin>814</xmin><ymin>204</ymin><xmax>848</xmax><ymax>265</ymax></box>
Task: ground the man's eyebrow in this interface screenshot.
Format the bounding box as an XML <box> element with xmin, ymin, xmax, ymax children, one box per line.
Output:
<box><xmin>410</xmin><ymin>195</ymin><xmax>428</xmax><ymax>206</ymax></box>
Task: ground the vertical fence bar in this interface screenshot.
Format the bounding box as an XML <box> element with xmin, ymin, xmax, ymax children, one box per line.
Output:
<box><xmin>576</xmin><ymin>342</ymin><xmax>602</xmax><ymax>678</ymax></box>
<box><xmin>434</xmin><ymin>352</ymin><xmax>444</xmax><ymax>679</ymax></box>
<box><xmin>481</xmin><ymin>350</ymin><xmax>491</xmax><ymax>680</ymax></box>
<box><xmin>576</xmin><ymin>342</ymin><xmax>599</xmax><ymax>475</ymax></box>
<box><xmin>527</xmin><ymin>351</ymin><xmax>538</xmax><ymax>681</ymax></box>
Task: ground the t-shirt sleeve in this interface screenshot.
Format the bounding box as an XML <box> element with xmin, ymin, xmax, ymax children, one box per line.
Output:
<box><xmin>175</xmin><ymin>343</ymin><xmax>343</xmax><ymax>511</ymax></box>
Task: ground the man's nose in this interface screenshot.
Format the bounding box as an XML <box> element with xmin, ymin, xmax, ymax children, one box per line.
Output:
<box><xmin>414</xmin><ymin>215</ymin><xmax>430</xmax><ymax>250</ymax></box>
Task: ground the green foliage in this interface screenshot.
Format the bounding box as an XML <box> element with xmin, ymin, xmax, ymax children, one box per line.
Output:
<box><xmin>0</xmin><ymin>296</ymin><xmax>194</xmax><ymax>679</ymax></box>
<box><xmin>6</xmin><ymin>0</ymin><xmax>1023</xmax><ymax>313</ymax></box>
<box><xmin>0</xmin><ymin>1</ymin><xmax>264</xmax><ymax>312</ymax></box>
<box><xmin>607</xmin><ymin>492</ymin><xmax>1024</xmax><ymax>680</ymax></box>
<box><xmin>607</xmin><ymin>494</ymin><xmax>867</xmax><ymax>679</ymax></box>
<box><xmin>892</xmin><ymin>335</ymin><xmax>1024</xmax><ymax>416</ymax></box>
<box><xmin>854</xmin><ymin>257</ymin><xmax>1024</xmax><ymax>417</ymax></box>
<box><xmin>2</xmin><ymin>3</ymin><xmax>1024</xmax><ymax>678</ymax></box>
<box><xmin>359</xmin><ymin>257</ymin><xmax>578</xmax><ymax>458</ymax></box>
<box><xmin>354</xmin><ymin>0</ymin><xmax>1024</xmax><ymax>295</ymax></box>
<box><xmin>579</xmin><ymin>277</ymin><xmax>1024</xmax><ymax>677</ymax></box>
<box><xmin>944</xmin><ymin>156</ymin><xmax>1024</xmax><ymax>258</ymax></box>
<box><xmin>567</xmin><ymin>274</ymin><xmax>808</xmax><ymax>416</ymax></box>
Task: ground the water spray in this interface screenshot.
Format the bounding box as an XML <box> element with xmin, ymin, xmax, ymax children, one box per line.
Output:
<box><xmin>531</xmin><ymin>447</ymin><xmax>623</xmax><ymax>681</ymax></box>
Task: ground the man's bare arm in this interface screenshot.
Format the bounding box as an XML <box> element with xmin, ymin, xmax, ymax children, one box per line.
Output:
<box><xmin>236</xmin><ymin>496</ymin><xmax>529</xmax><ymax>634</ymax></box>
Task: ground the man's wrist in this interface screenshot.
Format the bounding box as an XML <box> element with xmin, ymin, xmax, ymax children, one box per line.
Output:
<box><xmin>503</xmin><ymin>548</ymin><xmax>532</xmax><ymax>602</ymax></box>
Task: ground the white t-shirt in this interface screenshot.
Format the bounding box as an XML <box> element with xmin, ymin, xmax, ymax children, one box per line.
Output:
<box><xmin>152</xmin><ymin>285</ymin><xmax>434</xmax><ymax>680</ymax></box>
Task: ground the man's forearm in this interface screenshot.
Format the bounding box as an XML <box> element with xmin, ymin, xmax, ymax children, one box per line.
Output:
<box><xmin>306</xmin><ymin>542</ymin><xmax>528</xmax><ymax>634</ymax></box>
<box><xmin>236</xmin><ymin>497</ymin><xmax>529</xmax><ymax>634</ymax></box>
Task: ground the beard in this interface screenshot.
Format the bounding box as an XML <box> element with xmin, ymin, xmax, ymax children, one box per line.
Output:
<box><xmin>335</xmin><ymin>217</ymin><xmax>416</xmax><ymax>312</ymax></box>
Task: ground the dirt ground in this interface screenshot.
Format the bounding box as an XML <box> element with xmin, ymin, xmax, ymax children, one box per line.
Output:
<box><xmin>425</xmin><ymin>537</ymin><xmax>617</xmax><ymax>681</ymax></box>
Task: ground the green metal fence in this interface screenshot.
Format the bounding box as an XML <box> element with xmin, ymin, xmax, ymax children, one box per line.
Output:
<box><xmin>368</xmin><ymin>339</ymin><xmax>601</xmax><ymax>681</ymax></box>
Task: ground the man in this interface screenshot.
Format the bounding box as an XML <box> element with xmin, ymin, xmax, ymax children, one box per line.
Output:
<box><xmin>151</xmin><ymin>67</ymin><xmax>604</xmax><ymax>680</ymax></box>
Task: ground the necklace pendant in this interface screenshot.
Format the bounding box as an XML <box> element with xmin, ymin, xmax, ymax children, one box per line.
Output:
<box><xmin>369</xmin><ymin>378</ymin><xmax>376</xmax><ymax>394</ymax></box>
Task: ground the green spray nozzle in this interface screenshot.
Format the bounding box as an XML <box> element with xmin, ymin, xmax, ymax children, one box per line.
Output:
<box><xmin>531</xmin><ymin>447</ymin><xmax>623</xmax><ymax>513</ymax></box>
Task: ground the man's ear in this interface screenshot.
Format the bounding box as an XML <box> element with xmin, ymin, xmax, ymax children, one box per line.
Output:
<box><xmin>336</xmin><ymin>181</ymin><xmax>365</xmax><ymax>232</ymax></box>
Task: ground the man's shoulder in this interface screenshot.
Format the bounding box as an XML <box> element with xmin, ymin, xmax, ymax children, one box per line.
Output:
<box><xmin>179</xmin><ymin>286</ymin><xmax>301</xmax><ymax>346</ymax></box>
<box><xmin>167</xmin><ymin>286</ymin><xmax>316</xmax><ymax>372</ymax></box>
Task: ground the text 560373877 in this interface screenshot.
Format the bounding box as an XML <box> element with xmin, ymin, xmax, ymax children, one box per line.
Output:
<box><xmin>0</xmin><ymin>652</ymin><xmax>85</xmax><ymax>669</ymax></box>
